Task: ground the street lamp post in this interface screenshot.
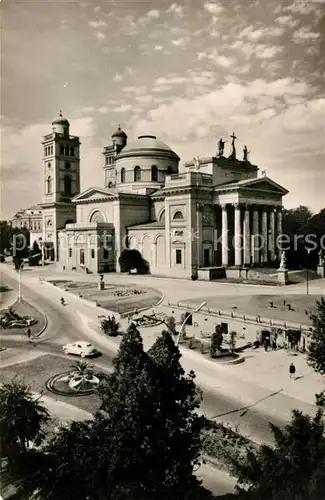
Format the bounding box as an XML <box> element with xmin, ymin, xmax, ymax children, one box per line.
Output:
<box><xmin>306</xmin><ymin>248</ymin><xmax>313</xmax><ymax>296</ymax></box>
<box><xmin>175</xmin><ymin>301</ymin><xmax>207</xmax><ymax>346</ymax></box>
<box><xmin>18</xmin><ymin>261</ymin><xmax>25</xmax><ymax>303</ymax></box>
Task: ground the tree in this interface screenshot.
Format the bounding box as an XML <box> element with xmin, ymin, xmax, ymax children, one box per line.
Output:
<box><xmin>0</xmin><ymin>380</ymin><xmax>50</xmax><ymax>498</ymax></box>
<box><xmin>308</xmin><ymin>297</ymin><xmax>325</xmax><ymax>375</ymax></box>
<box><xmin>232</xmin><ymin>408</ymin><xmax>325</xmax><ymax>500</ymax></box>
<box><xmin>166</xmin><ymin>315</ymin><xmax>177</xmax><ymax>335</ymax></box>
<box><xmin>210</xmin><ymin>325</ymin><xmax>223</xmax><ymax>358</ymax></box>
<box><xmin>0</xmin><ymin>380</ymin><xmax>50</xmax><ymax>457</ymax></box>
<box><xmin>33</xmin><ymin>325</ymin><xmax>207</xmax><ymax>500</ymax></box>
<box><xmin>100</xmin><ymin>315</ymin><xmax>120</xmax><ymax>336</ymax></box>
<box><xmin>119</xmin><ymin>248</ymin><xmax>147</xmax><ymax>273</ymax></box>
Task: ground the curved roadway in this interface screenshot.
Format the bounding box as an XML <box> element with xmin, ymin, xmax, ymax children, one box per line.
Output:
<box><xmin>1</xmin><ymin>270</ymin><xmax>289</xmax><ymax>446</ymax></box>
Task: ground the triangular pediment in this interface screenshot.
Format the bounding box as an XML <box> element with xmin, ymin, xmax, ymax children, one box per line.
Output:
<box><xmin>72</xmin><ymin>186</ymin><xmax>118</xmax><ymax>203</ymax></box>
<box><xmin>238</xmin><ymin>177</ymin><xmax>288</xmax><ymax>194</ymax></box>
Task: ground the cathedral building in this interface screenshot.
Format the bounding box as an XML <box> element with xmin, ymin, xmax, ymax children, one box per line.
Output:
<box><xmin>38</xmin><ymin>113</ymin><xmax>288</xmax><ymax>279</ymax></box>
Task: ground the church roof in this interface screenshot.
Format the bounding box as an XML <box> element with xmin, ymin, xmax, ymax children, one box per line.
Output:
<box><xmin>215</xmin><ymin>176</ymin><xmax>289</xmax><ymax>194</ymax></box>
<box><xmin>128</xmin><ymin>220</ymin><xmax>165</xmax><ymax>230</ymax></box>
<box><xmin>112</xmin><ymin>125</ymin><xmax>127</xmax><ymax>138</ymax></box>
<box><xmin>52</xmin><ymin>111</ymin><xmax>70</xmax><ymax>126</ymax></box>
<box><xmin>116</xmin><ymin>135</ymin><xmax>179</xmax><ymax>160</ymax></box>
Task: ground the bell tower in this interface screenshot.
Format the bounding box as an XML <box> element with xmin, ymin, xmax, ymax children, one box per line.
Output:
<box><xmin>39</xmin><ymin>112</ymin><xmax>81</xmax><ymax>261</ymax></box>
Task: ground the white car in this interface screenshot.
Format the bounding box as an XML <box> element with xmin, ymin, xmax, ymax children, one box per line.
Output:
<box><xmin>62</xmin><ymin>341</ymin><xmax>99</xmax><ymax>358</ymax></box>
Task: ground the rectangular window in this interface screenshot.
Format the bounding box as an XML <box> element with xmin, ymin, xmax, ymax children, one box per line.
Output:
<box><xmin>91</xmin><ymin>249</ymin><xmax>95</xmax><ymax>259</ymax></box>
<box><xmin>60</xmin><ymin>145</ymin><xmax>64</xmax><ymax>155</ymax></box>
<box><xmin>80</xmin><ymin>249</ymin><xmax>85</xmax><ymax>265</ymax></box>
<box><xmin>69</xmin><ymin>248</ymin><xmax>72</xmax><ymax>258</ymax></box>
<box><xmin>109</xmin><ymin>156</ymin><xmax>114</xmax><ymax>165</ymax></box>
<box><xmin>175</xmin><ymin>249</ymin><xmax>182</xmax><ymax>264</ymax></box>
<box><xmin>103</xmin><ymin>248</ymin><xmax>109</xmax><ymax>259</ymax></box>
<box><xmin>105</xmin><ymin>157</ymin><xmax>109</xmax><ymax>165</ymax></box>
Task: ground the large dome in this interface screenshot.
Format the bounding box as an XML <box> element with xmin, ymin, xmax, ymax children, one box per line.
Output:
<box><xmin>117</xmin><ymin>135</ymin><xmax>179</xmax><ymax>159</ymax></box>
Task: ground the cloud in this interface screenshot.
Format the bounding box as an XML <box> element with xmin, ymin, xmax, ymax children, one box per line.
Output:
<box><xmin>197</xmin><ymin>49</ymin><xmax>236</xmax><ymax>68</ymax></box>
<box><xmin>275</xmin><ymin>15</ymin><xmax>299</xmax><ymax>28</ymax></box>
<box><xmin>292</xmin><ymin>26</ymin><xmax>320</xmax><ymax>43</ymax></box>
<box><xmin>155</xmin><ymin>76</ymin><xmax>186</xmax><ymax>85</ymax></box>
<box><xmin>239</xmin><ymin>25</ymin><xmax>285</xmax><ymax>42</ymax></box>
<box><xmin>113</xmin><ymin>73</ymin><xmax>123</xmax><ymax>82</ymax></box>
<box><xmin>88</xmin><ymin>20</ymin><xmax>107</xmax><ymax>28</ymax></box>
<box><xmin>96</xmin><ymin>31</ymin><xmax>106</xmax><ymax>40</ymax></box>
<box><xmin>112</xmin><ymin>104</ymin><xmax>132</xmax><ymax>113</ymax></box>
<box><xmin>203</xmin><ymin>2</ymin><xmax>224</xmax><ymax>16</ymax></box>
<box><xmin>171</xmin><ymin>37</ymin><xmax>190</xmax><ymax>47</ymax></box>
<box><xmin>154</xmin><ymin>45</ymin><xmax>164</xmax><ymax>51</ymax></box>
<box><xmin>98</xmin><ymin>107</ymin><xmax>109</xmax><ymax>113</ymax></box>
<box><xmin>167</xmin><ymin>3</ymin><xmax>184</xmax><ymax>16</ymax></box>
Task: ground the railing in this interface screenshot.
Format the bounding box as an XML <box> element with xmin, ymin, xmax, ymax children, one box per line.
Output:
<box><xmin>166</xmin><ymin>301</ymin><xmax>313</xmax><ymax>334</ymax></box>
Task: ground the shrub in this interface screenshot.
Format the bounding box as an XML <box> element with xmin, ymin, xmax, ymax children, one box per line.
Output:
<box><xmin>166</xmin><ymin>315</ymin><xmax>177</xmax><ymax>335</ymax></box>
<box><xmin>210</xmin><ymin>325</ymin><xmax>223</xmax><ymax>358</ymax></box>
<box><xmin>119</xmin><ymin>249</ymin><xmax>149</xmax><ymax>273</ymax></box>
<box><xmin>100</xmin><ymin>316</ymin><xmax>120</xmax><ymax>337</ymax></box>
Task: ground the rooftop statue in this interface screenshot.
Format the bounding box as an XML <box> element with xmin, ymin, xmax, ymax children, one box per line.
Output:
<box><xmin>243</xmin><ymin>145</ymin><xmax>249</xmax><ymax>162</ymax></box>
<box><xmin>229</xmin><ymin>132</ymin><xmax>237</xmax><ymax>158</ymax></box>
<box><xmin>217</xmin><ymin>138</ymin><xmax>226</xmax><ymax>156</ymax></box>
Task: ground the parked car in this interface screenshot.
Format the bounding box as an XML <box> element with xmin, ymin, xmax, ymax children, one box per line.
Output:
<box><xmin>62</xmin><ymin>341</ymin><xmax>99</xmax><ymax>358</ymax></box>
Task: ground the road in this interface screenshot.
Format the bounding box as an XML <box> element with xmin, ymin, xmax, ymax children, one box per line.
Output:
<box><xmin>1</xmin><ymin>270</ymin><xmax>286</xmax><ymax>445</ymax></box>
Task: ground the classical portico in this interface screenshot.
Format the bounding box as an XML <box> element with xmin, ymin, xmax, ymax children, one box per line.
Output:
<box><xmin>219</xmin><ymin>202</ymin><xmax>284</xmax><ymax>268</ymax></box>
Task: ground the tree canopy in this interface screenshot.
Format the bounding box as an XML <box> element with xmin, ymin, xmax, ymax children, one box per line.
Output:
<box><xmin>308</xmin><ymin>297</ymin><xmax>325</xmax><ymax>375</ymax></box>
<box><xmin>28</xmin><ymin>325</ymin><xmax>205</xmax><ymax>499</ymax></box>
<box><xmin>233</xmin><ymin>408</ymin><xmax>325</xmax><ymax>500</ymax></box>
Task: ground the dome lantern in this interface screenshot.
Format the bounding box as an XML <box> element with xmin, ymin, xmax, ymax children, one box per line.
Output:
<box><xmin>52</xmin><ymin>110</ymin><xmax>70</xmax><ymax>135</ymax></box>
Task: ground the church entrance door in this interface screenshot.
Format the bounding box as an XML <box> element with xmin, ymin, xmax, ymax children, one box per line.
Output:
<box><xmin>204</xmin><ymin>248</ymin><xmax>210</xmax><ymax>267</ymax></box>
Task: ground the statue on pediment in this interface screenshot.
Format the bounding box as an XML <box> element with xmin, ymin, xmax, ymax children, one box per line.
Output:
<box><xmin>279</xmin><ymin>251</ymin><xmax>287</xmax><ymax>270</ymax></box>
<box><xmin>193</xmin><ymin>156</ymin><xmax>200</xmax><ymax>170</ymax></box>
<box><xmin>229</xmin><ymin>132</ymin><xmax>237</xmax><ymax>159</ymax></box>
<box><xmin>243</xmin><ymin>145</ymin><xmax>249</xmax><ymax>162</ymax></box>
<box><xmin>217</xmin><ymin>138</ymin><xmax>226</xmax><ymax>157</ymax></box>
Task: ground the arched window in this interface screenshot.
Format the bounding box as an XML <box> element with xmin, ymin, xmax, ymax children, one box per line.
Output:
<box><xmin>121</xmin><ymin>168</ymin><xmax>125</xmax><ymax>183</ymax></box>
<box><xmin>167</xmin><ymin>166</ymin><xmax>173</xmax><ymax>175</ymax></box>
<box><xmin>64</xmin><ymin>175</ymin><xmax>72</xmax><ymax>195</ymax></box>
<box><xmin>159</xmin><ymin>209</ymin><xmax>165</xmax><ymax>223</ymax></box>
<box><xmin>70</xmin><ymin>147</ymin><xmax>74</xmax><ymax>156</ymax></box>
<box><xmin>65</xmin><ymin>162</ymin><xmax>71</xmax><ymax>169</ymax></box>
<box><xmin>134</xmin><ymin>166</ymin><xmax>141</xmax><ymax>182</ymax></box>
<box><xmin>64</xmin><ymin>147</ymin><xmax>69</xmax><ymax>156</ymax></box>
<box><xmin>60</xmin><ymin>145</ymin><xmax>64</xmax><ymax>155</ymax></box>
<box><xmin>47</xmin><ymin>162</ymin><xmax>51</xmax><ymax>169</ymax></box>
<box><xmin>151</xmin><ymin>165</ymin><xmax>158</xmax><ymax>182</ymax></box>
<box><xmin>173</xmin><ymin>210</ymin><xmax>184</xmax><ymax>220</ymax></box>
<box><xmin>46</xmin><ymin>176</ymin><xmax>52</xmax><ymax>194</ymax></box>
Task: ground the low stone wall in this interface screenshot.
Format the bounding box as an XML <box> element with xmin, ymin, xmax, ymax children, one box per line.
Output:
<box><xmin>161</xmin><ymin>302</ymin><xmax>313</xmax><ymax>346</ymax></box>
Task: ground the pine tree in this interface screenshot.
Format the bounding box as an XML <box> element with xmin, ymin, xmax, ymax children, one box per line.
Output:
<box><xmin>308</xmin><ymin>297</ymin><xmax>325</xmax><ymax>374</ymax></box>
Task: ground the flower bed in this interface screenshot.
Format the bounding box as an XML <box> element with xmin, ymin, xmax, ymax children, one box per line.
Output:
<box><xmin>112</xmin><ymin>288</ymin><xmax>146</xmax><ymax>298</ymax></box>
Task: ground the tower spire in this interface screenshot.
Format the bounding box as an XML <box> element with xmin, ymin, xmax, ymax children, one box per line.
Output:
<box><xmin>59</xmin><ymin>110</ymin><xmax>63</xmax><ymax>117</ymax></box>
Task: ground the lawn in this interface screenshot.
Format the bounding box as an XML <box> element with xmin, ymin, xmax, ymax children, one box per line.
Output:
<box><xmin>0</xmin><ymin>353</ymin><xmax>100</xmax><ymax>415</ymax></box>
<box><xmin>0</xmin><ymin>299</ymin><xmax>46</xmax><ymax>336</ymax></box>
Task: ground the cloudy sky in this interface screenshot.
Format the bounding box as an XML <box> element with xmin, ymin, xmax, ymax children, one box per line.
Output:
<box><xmin>2</xmin><ymin>0</ymin><xmax>324</xmax><ymax>219</ymax></box>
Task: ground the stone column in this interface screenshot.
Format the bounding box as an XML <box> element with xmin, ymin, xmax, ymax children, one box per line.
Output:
<box><xmin>251</xmin><ymin>208</ymin><xmax>260</xmax><ymax>265</ymax></box>
<box><xmin>276</xmin><ymin>207</ymin><xmax>283</xmax><ymax>260</ymax></box>
<box><xmin>221</xmin><ymin>204</ymin><xmax>229</xmax><ymax>266</ymax></box>
<box><xmin>243</xmin><ymin>206</ymin><xmax>251</xmax><ymax>266</ymax></box>
<box><xmin>269</xmin><ymin>208</ymin><xmax>276</xmax><ymax>262</ymax></box>
<box><xmin>165</xmin><ymin>204</ymin><xmax>171</xmax><ymax>267</ymax></box>
<box><xmin>234</xmin><ymin>203</ymin><xmax>242</xmax><ymax>267</ymax></box>
<box><xmin>261</xmin><ymin>208</ymin><xmax>268</xmax><ymax>265</ymax></box>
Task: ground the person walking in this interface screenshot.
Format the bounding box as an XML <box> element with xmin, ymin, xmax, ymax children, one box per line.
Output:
<box><xmin>26</xmin><ymin>328</ymin><xmax>31</xmax><ymax>341</ymax></box>
<box><xmin>289</xmin><ymin>362</ymin><xmax>296</xmax><ymax>379</ymax></box>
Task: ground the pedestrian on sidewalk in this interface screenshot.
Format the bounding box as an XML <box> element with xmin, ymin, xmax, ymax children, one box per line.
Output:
<box><xmin>26</xmin><ymin>328</ymin><xmax>31</xmax><ymax>340</ymax></box>
<box><xmin>289</xmin><ymin>362</ymin><xmax>296</xmax><ymax>379</ymax></box>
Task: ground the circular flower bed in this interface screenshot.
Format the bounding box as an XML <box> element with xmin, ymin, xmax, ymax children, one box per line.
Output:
<box><xmin>46</xmin><ymin>369</ymin><xmax>100</xmax><ymax>397</ymax></box>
